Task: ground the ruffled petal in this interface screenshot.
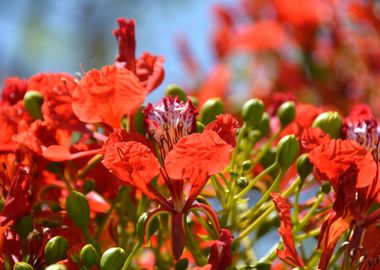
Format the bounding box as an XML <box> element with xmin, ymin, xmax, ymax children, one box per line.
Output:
<box><xmin>102</xmin><ymin>141</ymin><xmax>160</xmax><ymax>199</ymax></box>
<box><xmin>72</xmin><ymin>65</ymin><xmax>147</xmax><ymax>128</ymax></box>
<box><xmin>164</xmin><ymin>130</ymin><xmax>232</xmax><ymax>181</ymax></box>
<box><xmin>308</xmin><ymin>139</ymin><xmax>376</xmax><ymax>189</ymax></box>
<box><xmin>271</xmin><ymin>193</ymin><xmax>304</xmax><ymax>268</ymax></box>
<box><xmin>205</xmin><ymin>114</ymin><xmax>239</xmax><ymax>147</ymax></box>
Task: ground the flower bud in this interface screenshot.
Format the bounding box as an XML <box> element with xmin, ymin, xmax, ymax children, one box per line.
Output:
<box><xmin>188</xmin><ymin>95</ymin><xmax>199</xmax><ymax>108</ymax></box>
<box><xmin>45</xmin><ymin>264</ymin><xmax>66</xmax><ymax>270</ymax></box>
<box><xmin>24</xmin><ymin>90</ymin><xmax>43</xmax><ymax>119</ymax></box>
<box><xmin>100</xmin><ymin>247</ymin><xmax>127</xmax><ymax>270</ymax></box>
<box><xmin>80</xmin><ymin>244</ymin><xmax>99</xmax><ymax>268</ymax></box>
<box><xmin>237</xmin><ymin>176</ymin><xmax>249</xmax><ymax>189</ymax></box>
<box><xmin>255</xmin><ymin>262</ymin><xmax>271</xmax><ymax>270</ymax></box>
<box><xmin>13</xmin><ymin>262</ymin><xmax>35</xmax><ymax>270</ymax></box>
<box><xmin>175</xmin><ymin>258</ymin><xmax>189</xmax><ymax>270</ymax></box>
<box><xmin>14</xmin><ymin>215</ymin><xmax>33</xmax><ymax>239</ymax></box>
<box><xmin>165</xmin><ymin>84</ymin><xmax>187</xmax><ymax>102</ymax></box>
<box><xmin>44</xmin><ymin>236</ymin><xmax>69</xmax><ymax>265</ymax></box>
<box><xmin>277</xmin><ymin>101</ymin><xmax>295</xmax><ymax>128</ymax></box>
<box><xmin>312</xmin><ymin>111</ymin><xmax>342</xmax><ymax>139</ymax></box>
<box><xmin>199</xmin><ymin>98</ymin><xmax>224</xmax><ymax>125</ymax></box>
<box><xmin>82</xmin><ymin>179</ymin><xmax>95</xmax><ymax>194</ymax></box>
<box><xmin>296</xmin><ymin>154</ymin><xmax>313</xmax><ymax>180</ymax></box>
<box><xmin>276</xmin><ymin>135</ymin><xmax>300</xmax><ymax>170</ymax></box>
<box><xmin>196</xmin><ymin>121</ymin><xmax>205</xmax><ymax>132</ymax></box>
<box><xmin>241</xmin><ymin>98</ymin><xmax>264</xmax><ymax>126</ymax></box>
<box><xmin>255</xmin><ymin>112</ymin><xmax>270</xmax><ymax>138</ymax></box>
<box><xmin>241</xmin><ymin>160</ymin><xmax>253</xmax><ymax>171</ymax></box>
<box><xmin>65</xmin><ymin>191</ymin><xmax>90</xmax><ymax>230</ymax></box>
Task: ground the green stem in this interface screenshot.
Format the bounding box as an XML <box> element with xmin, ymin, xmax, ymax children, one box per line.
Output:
<box><xmin>234</xmin><ymin>176</ymin><xmax>300</xmax><ymax>244</ymax></box>
<box><xmin>234</xmin><ymin>163</ymin><xmax>278</xmax><ymax>201</ymax></box>
<box><xmin>77</xmin><ymin>154</ymin><xmax>103</xmax><ymax>179</ymax></box>
<box><xmin>251</xmin><ymin>131</ymin><xmax>280</xmax><ymax>167</ymax></box>
<box><xmin>184</xmin><ymin>220</ymin><xmax>208</xmax><ymax>266</ymax></box>
<box><xmin>295</xmin><ymin>192</ymin><xmax>325</xmax><ymax>231</ymax></box>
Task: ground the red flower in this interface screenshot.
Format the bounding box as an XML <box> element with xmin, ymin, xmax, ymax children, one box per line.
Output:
<box><xmin>102</xmin><ymin>96</ymin><xmax>237</xmax><ymax>260</ymax></box>
<box><xmin>72</xmin><ymin>65</ymin><xmax>147</xmax><ymax>128</ymax></box>
<box><xmin>0</xmin><ymin>168</ymin><xmax>31</xmax><ymax>226</ymax></box>
<box><xmin>301</xmin><ymin>127</ymin><xmax>330</xmax><ymax>152</ymax></box>
<box><xmin>271</xmin><ymin>193</ymin><xmax>304</xmax><ymax>268</ymax></box>
<box><xmin>113</xmin><ymin>18</ymin><xmax>165</xmax><ymax>92</ymax></box>
<box><xmin>205</xmin><ymin>114</ymin><xmax>239</xmax><ymax>147</ymax></box>
<box><xmin>208</xmin><ymin>229</ymin><xmax>233</xmax><ymax>270</ymax></box>
<box><xmin>308</xmin><ymin>139</ymin><xmax>376</xmax><ymax>189</ymax></box>
<box><xmin>1</xmin><ymin>77</ymin><xmax>27</xmax><ymax>106</ymax></box>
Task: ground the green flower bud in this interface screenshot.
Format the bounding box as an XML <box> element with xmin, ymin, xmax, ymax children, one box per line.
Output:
<box><xmin>277</xmin><ymin>101</ymin><xmax>295</xmax><ymax>128</ymax></box>
<box><xmin>65</xmin><ymin>191</ymin><xmax>90</xmax><ymax>230</ymax></box>
<box><xmin>80</xmin><ymin>244</ymin><xmax>99</xmax><ymax>268</ymax></box>
<box><xmin>276</xmin><ymin>135</ymin><xmax>300</xmax><ymax>170</ymax></box>
<box><xmin>13</xmin><ymin>262</ymin><xmax>35</xmax><ymax>270</ymax></box>
<box><xmin>82</xmin><ymin>179</ymin><xmax>95</xmax><ymax>195</ymax></box>
<box><xmin>241</xmin><ymin>160</ymin><xmax>253</xmax><ymax>171</ymax></box>
<box><xmin>312</xmin><ymin>111</ymin><xmax>342</xmax><ymax>139</ymax></box>
<box><xmin>188</xmin><ymin>96</ymin><xmax>199</xmax><ymax>108</ymax></box>
<box><xmin>14</xmin><ymin>215</ymin><xmax>33</xmax><ymax>239</ymax></box>
<box><xmin>255</xmin><ymin>112</ymin><xmax>270</xmax><ymax>138</ymax></box>
<box><xmin>237</xmin><ymin>176</ymin><xmax>249</xmax><ymax>189</ymax></box>
<box><xmin>100</xmin><ymin>248</ymin><xmax>127</xmax><ymax>270</ymax></box>
<box><xmin>241</xmin><ymin>98</ymin><xmax>264</xmax><ymax>126</ymax></box>
<box><xmin>165</xmin><ymin>84</ymin><xmax>187</xmax><ymax>102</ymax></box>
<box><xmin>44</xmin><ymin>236</ymin><xmax>69</xmax><ymax>265</ymax></box>
<box><xmin>45</xmin><ymin>264</ymin><xmax>66</xmax><ymax>270</ymax></box>
<box><xmin>24</xmin><ymin>90</ymin><xmax>43</xmax><ymax>119</ymax></box>
<box><xmin>321</xmin><ymin>183</ymin><xmax>332</xmax><ymax>194</ymax></box>
<box><xmin>196</xmin><ymin>121</ymin><xmax>205</xmax><ymax>133</ymax></box>
<box><xmin>255</xmin><ymin>262</ymin><xmax>272</xmax><ymax>270</ymax></box>
<box><xmin>199</xmin><ymin>98</ymin><xmax>224</xmax><ymax>125</ymax></box>
<box><xmin>296</xmin><ymin>154</ymin><xmax>313</xmax><ymax>180</ymax></box>
<box><xmin>133</xmin><ymin>106</ymin><xmax>146</xmax><ymax>135</ymax></box>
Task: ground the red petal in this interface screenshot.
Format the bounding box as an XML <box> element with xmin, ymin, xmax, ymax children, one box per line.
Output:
<box><xmin>86</xmin><ymin>191</ymin><xmax>111</xmax><ymax>214</ymax></box>
<box><xmin>164</xmin><ymin>130</ymin><xmax>232</xmax><ymax>181</ymax></box>
<box><xmin>301</xmin><ymin>127</ymin><xmax>330</xmax><ymax>152</ymax></box>
<box><xmin>0</xmin><ymin>169</ymin><xmax>31</xmax><ymax>226</ymax></box>
<box><xmin>102</xmin><ymin>141</ymin><xmax>160</xmax><ymax>199</ymax></box>
<box><xmin>136</xmin><ymin>53</ymin><xmax>165</xmax><ymax>92</ymax></box>
<box><xmin>308</xmin><ymin>139</ymin><xmax>376</xmax><ymax>189</ymax></box>
<box><xmin>233</xmin><ymin>21</ymin><xmax>286</xmax><ymax>52</ymax></box>
<box><xmin>208</xmin><ymin>229</ymin><xmax>233</xmax><ymax>269</ymax></box>
<box><xmin>205</xmin><ymin>114</ymin><xmax>239</xmax><ymax>147</ymax></box>
<box><xmin>43</xmin><ymin>145</ymin><xmax>72</xmax><ymax>161</ymax></box>
<box><xmin>271</xmin><ymin>193</ymin><xmax>304</xmax><ymax>268</ymax></box>
<box><xmin>72</xmin><ymin>65</ymin><xmax>147</xmax><ymax>128</ymax></box>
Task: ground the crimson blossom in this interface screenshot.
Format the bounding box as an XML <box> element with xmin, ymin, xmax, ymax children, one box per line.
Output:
<box><xmin>101</xmin><ymin>96</ymin><xmax>238</xmax><ymax>264</ymax></box>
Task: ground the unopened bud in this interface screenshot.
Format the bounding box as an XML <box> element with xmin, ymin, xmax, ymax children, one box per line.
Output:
<box><xmin>241</xmin><ymin>98</ymin><xmax>264</xmax><ymax>126</ymax></box>
<box><xmin>13</xmin><ymin>262</ymin><xmax>35</xmax><ymax>270</ymax></box>
<box><xmin>255</xmin><ymin>112</ymin><xmax>270</xmax><ymax>138</ymax></box>
<box><xmin>24</xmin><ymin>90</ymin><xmax>43</xmax><ymax>119</ymax></box>
<box><xmin>65</xmin><ymin>191</ymin><xmax>90</xmax><ymax>230</ymax></box>
<box><xmin>242</xmin><ymin>160</ymin><xmax>253</xmax><ymax>171</ymax></box>
<box><xmin>296</xmin><ymin>154</ymin><xmax>313</xmax><ymax>180</ymax></box>
<box><xmin>175</xmin><ymin>258</ymin><xmax>189</xmax><ymax>270</ymax></box>
<box><xmin>82</xmin><ymin>179</ymin><xmax>95</xmax><ymax>194</ymax></box>
<box><xmin>45</xmin><ymin>264</ymin><xmax>66</xmax><ymax>270</ymax></box>
<box><xmin>255</xmin><ymin>262</ymin><xmax>271</xmax><ymax>270</ymax></box>
<box><xmin>277</xmin><ymin>101</ymin><xmax>295</xmax><ymax>128</ymax></box>
<box><xmin>100</xmin><ymin>247</ymin><xmax>127</xmax><ymax>270</ymax></box>
<box><xmin>199</xmin><ymin>98</ymin><xmax>224</xmax><ymax>125</ymax></box>
<box><xmin>165</xmin><ymin>84</ymin><xmax>187</xmax><ymax>102</ymax></box>
<box><xmin>188</xmin><ymin>96</ymin><xmax>199</xmax><ymax>108</ymax></box>
<box><xmin>237</xmin><ymin>176</ymin><xmax>249</xmax><ymax>189</ymax></box>
<box><xmin>80</xmin><ymin>244</ymin><xmax>99</xmax><ymax>268</ymax></box>
<box><xmin>321</xmin><ymin>183</ymin><xmax>332</xmax><ymax>194</ymax></box>
<box><xmin>196</xmin><ymin>121</ymin><xmax>205</xmax><ymax>133</ymax></box>
<box><xmin>14</xmin><ymin>215</ymin><xmax>33</xmax><ymax>239</ymax></box>
<box><xmin>276</xmin><ymin>135</ymin><xmax>300</xmax><ymax>170</ymax></box>
<box><xmin>44</xmin><ymin>236</ymin><xmax>69</xmax><ymax>265</ymax></box>
<box><xmin>312</xmin><ymin>111</ymin><xmax>342</xmax><ymax>139</ymax></box>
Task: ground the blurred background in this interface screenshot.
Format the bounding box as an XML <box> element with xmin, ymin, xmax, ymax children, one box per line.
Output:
<box><xmin>0</xmin><ymin>0</ymin><xmax>233</xmax><ymax>102</ymax></box>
